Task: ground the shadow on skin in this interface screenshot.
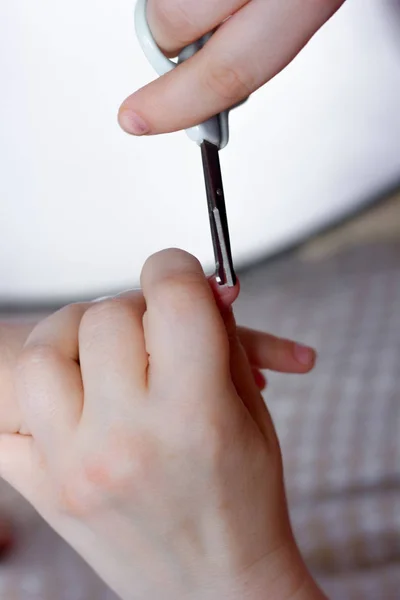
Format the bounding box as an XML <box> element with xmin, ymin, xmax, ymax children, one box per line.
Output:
<box><xmin>0</xmin><ymin>519</ymin><xmax>14</xmax><ymax>559</ymax></box>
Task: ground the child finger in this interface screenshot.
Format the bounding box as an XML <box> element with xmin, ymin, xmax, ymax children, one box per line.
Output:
<box><xmin>15</xmin><ymin>304</ymin><xmax>87</xmax><ymax>458</ymax></box>
<box><xmin>238</xmin><ymin>327</ymin><xmax>317</xmax><ymax>374</ymax></box>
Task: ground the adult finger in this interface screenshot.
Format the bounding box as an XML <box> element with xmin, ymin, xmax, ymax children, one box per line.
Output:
<box><xmin>238</xmin><ymin>327</ymin><xmax>317</xmax><ymax>374</ymax></box>
<box><xmin>119</xmin><ymin>0</ymin><xmax>345</xmax><ymax>135</ymax></box>
<box><xmin>147</xmin><ymin>0</ymin><xmax>249</xmax><ymax>57</ymax></box>
<box><xmin>141</xmin><ymin>248</ymin><xmax>230</xmax><ymax>391</ymax></box>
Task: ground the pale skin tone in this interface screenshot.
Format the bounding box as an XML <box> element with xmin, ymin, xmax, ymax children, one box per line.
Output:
<box><xmin>118</xmin><ymin>0</ymin><xmax>345</xmax><ymax>136</ymax></box>
<box><xmin>0</xmin><ymin>249</ymin><xmax>325</xmax><ymax>600</ymax></box>
<box><xmin>0</xmin><ymin>322</ymin><xmax>35</xmax><ymax>554</ymax></box>
<box><xmin>0</xmin><ymin>0</ymin><xmax>346</xmax><ymax>590</ymax></box>
<box><xmin>0</xmin><ymin>308</ymin><xmax>314</xmax><ymax>433</ymax></box>
<box><xmin>0</xmin><ymin>291</ymin><xmax>317</xmax><ymax>582</ymax></box>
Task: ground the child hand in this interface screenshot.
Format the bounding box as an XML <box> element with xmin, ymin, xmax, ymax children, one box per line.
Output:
<box><xmin>0</xmin><ymin>249</ymin><xmax>323</xmax><ymax>600</ymax></box>
<box><xmin>0</xmin><ymin>277</ymin><xmax>314</xmax><ymax>438</ymax></box>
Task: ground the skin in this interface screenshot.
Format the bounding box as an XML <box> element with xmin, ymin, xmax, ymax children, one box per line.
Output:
<box><xmin>0</xmin><ymin>296</ymin><xmax>315</xmax><ymax>437</ymax></box>
<box><xmin>0</xmin><ymin>249</ymin><xmax>324</xmax><ymax>600</ymax></box>
<box><xmin>118</xmin><ymin>0</ymin><xmax>346</xmax><ymax>136</ymax></box>
<box><xmin>0</xmin><ymin>322</ymin><xmax>36</xmax><ymax>556</ymax></box>
<box><xmin>0</xmin><ymin>0</ymin><xmax>343</xmax><ymax>581</ymax></box>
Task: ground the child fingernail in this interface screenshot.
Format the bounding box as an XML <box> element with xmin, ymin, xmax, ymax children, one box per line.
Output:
<box><xmin>294</xmin><ymin>343</ymin><xmax>315</xmax><ymax>366</ymax></box>
<box><xmin>252</xmin><ymin>368</ymin><xmax>267</xmax><ymax>391</ymax></box>
<box><xmin>119</xmin><ymin>109</ymin><xmax>150</xmax><ymax>135</ymax></box>
<box><xmin>92</xmin><ymin>295</ymin><xmax>112</xmax><ymax>303</ymax></box>
<box><xmin>116</xmin><ymin>288</ymin><xmax>141</xmax><ymax>298</ymax></box>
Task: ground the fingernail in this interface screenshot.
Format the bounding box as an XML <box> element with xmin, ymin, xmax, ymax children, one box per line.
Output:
<box><xmin>293</xmin><ymin>343</ymin><xmax>315</xmax><ymax>366</ymax></box>
<box><xmin>92</xmin><ymin>289</ymin><xmax>141</xmax><ymax>303</ymax></box>
<box><xmin>92</xmin><ymin>295</ymin><xmax>112</xmax><ymax>303</ymax></box>
<box><xmin>116</xmin><ymin>288</ymin><xmax>141</xmax><ymax>298</ymax></box>
<box><xmin>118</xmin><ymin>109</ymin><xmax>150</xmax><ymax>135</ymax></box>
<box><xmin>252</xmin><ymin>369</ymin><xmax>267</xmax><ymax>391</ymax></box>
<box><xmin>208</xmin><ymin>277</ymin><xmax>240</xmax><ymax>310</ymax></box>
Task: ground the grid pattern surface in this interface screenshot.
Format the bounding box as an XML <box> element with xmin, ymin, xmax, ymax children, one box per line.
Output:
<box><xmin>235</xmin><ymin>242</ymin><xmax>400</xmax><ymax>599</ymax></box>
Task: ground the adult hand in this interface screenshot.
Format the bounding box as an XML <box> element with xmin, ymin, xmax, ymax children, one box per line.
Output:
<box><xmin>119</xmin><ymin>0</ymin><xmax>345</xmax><ymax>136</ymax></box>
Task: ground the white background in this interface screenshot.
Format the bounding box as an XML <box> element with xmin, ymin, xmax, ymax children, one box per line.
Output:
<box><xmin>1</xmin><ymin>0</ymin><xmax>400</xmax><ymax>301</ymax></box>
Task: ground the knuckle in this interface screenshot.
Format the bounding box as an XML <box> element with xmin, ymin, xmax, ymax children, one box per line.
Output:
<box><xmin>16</xmin><ymin>343</ymin><xmax>60</xmax><ymax>375</ymax></box>
<box><xmin>57</xmin><ymin>302</ymin><xmax>86</xmax><ymax>321</ymax></box>
<box><xmin>80</xmin><ymin>298</ymin><xmax>128</xmax><ymax>337</ymax></box>
<box><xmin>151</xmin><ymin>274</ymin><xmax>209</xmax><ymax>318</ymax></box>
<box><xmin>204</xmin><ymin>59</ymin><xmax>253</xmax><ymax>104</ymax></box>
<box><xmin>83</xmin><ymin>298</ymin><xmax>120</xmax><ymax>324</ymax></box>
<box><xmin>58</xmin><ymin>431</ymin><xmax>158</xmax><ymax>516</ymax></box>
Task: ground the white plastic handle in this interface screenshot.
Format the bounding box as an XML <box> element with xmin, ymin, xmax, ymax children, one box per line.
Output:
<box><xmin>134</xmin><ymin>0</ymin><xmax>229</xmax><ymax>149</ymax></box>
<box><xmin>134</xmin><ymin>0</ymin><xmax>175</xmax><ymax>76</ymax></box>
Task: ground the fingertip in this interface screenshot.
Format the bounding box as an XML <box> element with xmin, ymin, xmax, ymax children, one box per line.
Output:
<box><xmin>141</xmin><ymin>248</ymin><xmax>205</xmax><ymax>289</ymax></box>
<box><xmin>252</xmin><ymin>368</ymin><xmax>267</xmax><ymax>391</ymax></box>
<box><xmin>118</xmin><ymin>104</ymin><xmax>151</xmax><ymax>136</ymax></box>
<box><xmin>208</xmin><ymin>277</ymin><xmax>240</xmax><ymax>311</ymax></box>
<box><xmin>293</xmin><ymin>343</ymin><xmax>317</xmax><ymax>371</ymax></box>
